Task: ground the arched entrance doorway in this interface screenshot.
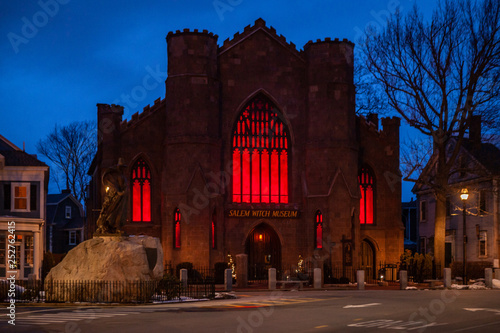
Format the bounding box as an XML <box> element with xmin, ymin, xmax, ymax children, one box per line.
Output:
<box><xmin>360</xmin><ymin>239</ymin><xmax>376</xmax><ymax>280</ymax></box>
<box><xmin>245</xmin><ymin>223</ymin><xmax>281</xmax><ymax>280</ymax></box>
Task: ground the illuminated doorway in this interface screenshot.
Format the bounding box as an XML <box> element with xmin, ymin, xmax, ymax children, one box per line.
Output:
<box><xmin>245</xmin><ymin>223</ymin><xmax>281</xmax><ymax>280</ymax></box>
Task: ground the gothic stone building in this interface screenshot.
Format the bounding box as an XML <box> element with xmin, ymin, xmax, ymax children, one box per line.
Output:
<box><xmin>87</xmin><ymin>19</ymin><xmax>404</xmax><ymax>277</ymax></box>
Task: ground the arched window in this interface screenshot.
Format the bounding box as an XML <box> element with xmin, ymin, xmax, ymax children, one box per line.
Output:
<box><xmin>315</xmin><ymin>211</ymin><xmax>323</xmax><ymax>249</ymax></box>
<box><xmin>232</xmin><ymin>96</ymin><xmax>290</xmax><ymax>203</ymax></box>
<box><xmin>359</xmin><ymin>166</ymin><xmax>375</xmax><ymax>224</ymax></box>
<box><xmin>131</xmin><ymin>159</ymin><xmax>151</xmax><ymax>222</ymax></box>
<box><xmin>173</xmin><ymin>208</ymin><xmax>181</xmax><ymax>248</ymax></box>
<box><xmin>211</xmin><ymin>211</ymin><xmax>216</xmax><ymax>250</ymax></box>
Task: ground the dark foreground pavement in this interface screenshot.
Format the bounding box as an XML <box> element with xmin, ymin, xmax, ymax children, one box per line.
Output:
<box><xmin>2</xmin><ymin>289</ymin><xmax>500</xmax><ymax>332</ymax></box>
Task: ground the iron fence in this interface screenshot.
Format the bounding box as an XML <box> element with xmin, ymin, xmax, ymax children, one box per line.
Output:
<box><xmin>0</xmin><ymin>279</ymin><xmax>215</xmax><ymax>304</ymax></box>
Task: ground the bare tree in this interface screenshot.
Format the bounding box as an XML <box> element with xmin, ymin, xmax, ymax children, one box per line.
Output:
<box><xmin>37</xmin><ymin>121</ymin><xmax>96</xmax><ymax>203</ymax></box>
<box><xmin>360</xmin><ymin>0</ymin><xmax>500</xmax><ymax>271</ymax></box>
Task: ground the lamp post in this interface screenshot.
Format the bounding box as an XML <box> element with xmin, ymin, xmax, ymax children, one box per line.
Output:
<box><xmin>460</xmin><ymin>188</ymin><xmax>469</xmax><ymax>285</ymax></box>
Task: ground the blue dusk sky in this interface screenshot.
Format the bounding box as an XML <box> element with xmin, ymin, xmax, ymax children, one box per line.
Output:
<box><xmin>0</xmin><ymin>0</ymin><xmax>436</xmax><ymax>199</ymax></box>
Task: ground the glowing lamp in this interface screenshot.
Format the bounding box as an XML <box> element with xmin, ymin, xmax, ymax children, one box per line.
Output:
<box><xmin>258</xmin><ymin>234</ymin><xmax>263</xmax><ymax>241</ymax></box>
<box><xmin>460</xmin><ymin>188</ymin><xmax>469</xmax><ymax>201</ymax></box>
<box><xmin>106</xmin><ymin>186</ymin><xmax>110</xmax><ymax>193</ymax></box>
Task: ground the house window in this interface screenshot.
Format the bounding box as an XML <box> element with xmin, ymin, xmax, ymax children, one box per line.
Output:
<box><xmin>132</xmin><ymin>159</ymin><xmax>152</xmax><ymax>222</ymax></box>
<box><xmin>315</xmin><ymin>211</ymin><xmax>323</xmax><ymax>249</ymax></box>
<box><xmin>11</xmin><ymin>183</ymin><xmax>30</xmax><ymax>212</ymax></box>
<box><xmin>359</xmin><ymin>166</ymin><xmax>375</xmax><ymax>224</ymax></box>
<box><xmin>174</xmin><ymin>208</ymin><xmax>181</xmax><ymax>249</ymax></box>
<box><xmin>420</xmin><ymin>201</ymin><xmax>427</xmax><ymax>222</ymax></box>
<box><xmin>211</xmin><ymin>211</ymin><xmax>216</xmax><ymax>250</ymax></box>
<box><xmin>65</xmin><ymin>206</ymin><xmax>72</xmax><ymax>219</ymax></box>
<box><xmin>420</xmin><ymin>237</ymin><xmax>427</xmax><ymax>253</ymax></box>
<box><xmin>232</xmin><ymin>96</ymin><xmax>290</xmax><ymax>204</ymax></box>
<box><xmin>479</xmin><ymin>231</ymin><xmax>487</xmax><ymax>257</ymax></box>
<box><xmin>69</xmin><ymin>231</ymin><xmax>77</xmax><ymax>245</ymax></box>
<box><xmin>479</xmin><ymin>190</ymin><xmax>487</xmax><ymax>216</ymax></box>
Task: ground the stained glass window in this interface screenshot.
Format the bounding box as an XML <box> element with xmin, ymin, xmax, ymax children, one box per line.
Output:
<box><xmin>211</xmin><ymin>211</ymin><xmax>216</xmax><ymax>250</ymax></box>
<box><xmin>132</xmin><ymin>159</ymin><xmax>151</xmax><ymax>222</ymax></box>
<box><xmin>359</xmin><ymin>166</ymin><xmax>375</xmax><ymax>224</ymax></box>
<box><xmin>174</xmin><ymin>208</ymin><xmax>181</xmax><ymax>248</ymax></box>
<box><xmin>315</xmin><ymin>211</ymin><xmax>323</xmax><ymax>249</ymax></box>
<box><xmin>232</xmin><ymin>96</ymin><xmax>290</xmax><ymax>203</ymax></box>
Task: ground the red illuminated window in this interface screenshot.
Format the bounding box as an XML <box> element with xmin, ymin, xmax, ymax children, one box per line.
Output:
<box><xmin>132</xmin><ymin>159</ymin><xmax>151</xmax><ymax>222</ymax></box>
<box><xmin>211</xmin><ymin>211</ymin><xmax>216</xmax><ymax>250</ymax></box>
<box><xmin>174</xmin><ymin>208</ymin><xmax>181</xmax><ymax>248</ymax></box>
<box><xmin>359</xmin><ymin>166</ymin><xmax>375</xmax><ymax>224</ymax></box>
<box><xmin>315</xmin><ymin>211</ymin><xmax>323</xmax><ymax>249</ymax></box>
<box><xmin>232</xmin><ymin>96</ymin><xmax>290</xmax><ymax>203</ymax></box>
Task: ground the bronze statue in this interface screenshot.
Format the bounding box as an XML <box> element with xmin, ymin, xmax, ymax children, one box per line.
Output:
<box><xmin>95</xmin><ymin>158</ymin><xmax>128</xmax><ymax>235</ymax></box>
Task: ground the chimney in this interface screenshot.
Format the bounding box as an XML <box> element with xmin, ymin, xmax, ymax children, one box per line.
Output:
<box><xmin>470</xmin><ymin>115</ymin><xmax>481</xmax><ymax>152</ymax></box>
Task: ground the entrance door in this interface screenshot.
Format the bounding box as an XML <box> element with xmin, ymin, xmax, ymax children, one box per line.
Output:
<box><xmin>360</xmin><ymin>240</ymin><xmax>376</xmax><ymax>280</ymax></box>
<box><xmin>245</xmin><ymin>223</ymin><xmax>281</xmax><ymax>280</ymax></box>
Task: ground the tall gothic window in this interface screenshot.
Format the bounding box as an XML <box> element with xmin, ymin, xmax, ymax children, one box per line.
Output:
<box><xmin>174</xmin><ymin>208</ymin><xmax>181</xmax><ymax>248</ymax></box>
<box><xmin>315</xmin><ymin>211</ymin><xmax>323</xmax><ymax>249</ymax></box>
<box><xmin>132</xmin><ymin>159</ymin><xmax>151</xmax><ymax>222</ymax></box>
<box><xmin>211</xmin><ymin>211</ymin><xmax>216</xmax><ymax>250</ymax></box>
<box><xmin>359</xmin><ymin>166</ymin><xmax>375</xmax><ymax>224</ymax></box>
<box><xmin>232</xmin><ymin>96</ymin><xmax>290</xmax><ymax>203</ymax></box>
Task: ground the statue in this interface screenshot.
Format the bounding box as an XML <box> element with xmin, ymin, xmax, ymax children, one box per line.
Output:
<box><xmin>95</xmin><ymin>158</ymin><xmax>128</xmax><ymax>235</ymax></box>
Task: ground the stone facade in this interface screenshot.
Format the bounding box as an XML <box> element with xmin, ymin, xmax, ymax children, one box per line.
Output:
<box><xmin>87</xmin><ymin>19</ymin><xmax>404</xmax><ymax>275</ymax></box>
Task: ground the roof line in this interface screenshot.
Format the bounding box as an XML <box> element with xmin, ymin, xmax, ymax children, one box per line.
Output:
<box><xmin>0</xmin><ymin>134</ymin><xmax>21</xmax><ymax>151</ymax></box>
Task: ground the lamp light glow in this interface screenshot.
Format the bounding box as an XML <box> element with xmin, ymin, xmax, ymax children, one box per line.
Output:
<box><xmin>460</xmin><ymin>188</ymin><xmax>469</xmax><ymax>201</ymax></box>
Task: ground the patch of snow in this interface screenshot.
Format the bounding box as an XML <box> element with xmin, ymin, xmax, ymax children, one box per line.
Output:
<box><xmin>451</xmin><ymin>284</ymin><xmax>468</xmax><ymax>290</ymax></box>
<box><xmin>492</xmin><ymin>279</ymin><xmax>500</xmax><ymax>289</ymax></box>
<box><xmin>469</xmin><ymin>283</ymin><xmax>487</xmax><ymax>290</ymax></box>
<box><xmin>405</xmin><ymin>286</ymin><xmax>418</xmax><ymax>290</ymax></box>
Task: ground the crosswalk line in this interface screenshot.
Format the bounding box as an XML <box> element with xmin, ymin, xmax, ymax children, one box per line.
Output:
<box><xmin>17</xmin><ymin>311</ymin><xmax>141</xmax><ymax>326</ymax></box>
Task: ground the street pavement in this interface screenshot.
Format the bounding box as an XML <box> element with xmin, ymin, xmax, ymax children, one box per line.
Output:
<box><xmin>2</xmin><ymin>289</ymin><xmax>500</xmax><ymax>332</ymax></box>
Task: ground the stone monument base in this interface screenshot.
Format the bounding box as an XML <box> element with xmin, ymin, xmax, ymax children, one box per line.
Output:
<box><xmin>45</xmin><ymin>235</ymin><xmax>163</xmax><ymax>302</ymax></box>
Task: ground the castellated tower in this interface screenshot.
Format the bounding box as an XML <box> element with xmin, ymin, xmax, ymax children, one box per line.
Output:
<box><xmin>97</xmin><ymin>103</ymin><xmax>124</xmax><ymax>170</ymax></box>
<box><xmin>163</xmin><ymin>29</ymin><xmax>221</xmax><ymax>266</ymax></box>
<box><xmin>304</xmin><ymin>39</ymin><xmax>357</xmax><ymax>193</ymax></box>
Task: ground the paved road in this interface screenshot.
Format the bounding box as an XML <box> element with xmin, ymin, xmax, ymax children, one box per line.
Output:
<box><xmin>2</xmin><ymin>289</ymin><xmax>500</xmax><ymax>332</ymax></box>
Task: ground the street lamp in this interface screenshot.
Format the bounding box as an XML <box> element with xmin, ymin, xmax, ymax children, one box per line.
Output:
<box><xmin>461</xmin><ymin>188</ymin><xmax>469</xmax><ymax>285</ymax></box>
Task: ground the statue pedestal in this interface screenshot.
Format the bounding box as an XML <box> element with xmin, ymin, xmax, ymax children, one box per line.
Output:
<box><xmin>45</xmin><ymin>235</ymin><xmax>163</xmax><ymax>302</ymax></box>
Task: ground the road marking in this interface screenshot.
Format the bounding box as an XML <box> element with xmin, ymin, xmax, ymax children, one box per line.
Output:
<box><xmin>348</xmin><ymin>320</ymin><xmax>447</xmax><ymax>330</ymax></box>
<box><xmin>464</xmin><ymin>308</ymin><xmax>500</xmax><ymax>314</ymax></box>
<box><xmin>453</xmin><ymin>320</ymin><xmax>500</xmax><ymax>332</ymax></box>
<box><xmin>17</xmin><ymin>311</ymin><xmax>141</xmax><ymax>326</ymax></box>
<box><xmin>343</xmin><ymin>303</ymin><xmax>381</xmax><ymax>308</ymax></box>
<box><xmin>315</xmin><ymin>325</ymin><xmax>328</xmax><ymax>328</ymax></box>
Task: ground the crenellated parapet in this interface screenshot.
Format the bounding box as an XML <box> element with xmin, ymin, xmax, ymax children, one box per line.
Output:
<box><xmin>120</xmin><ymin>97</ymin><xmax>165</xmax><ymax>130</ymax></box>
<box><xmin>219</xmin><ymin>18</ymin><xmax>302</xmax><ymax>59</ymax></box>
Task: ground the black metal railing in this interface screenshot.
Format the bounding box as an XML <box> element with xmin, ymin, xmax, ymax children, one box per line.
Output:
<box><xmin>0</xmin><ymin>279</ymin><xmax>215</xmax><ymax>304</ymax></box>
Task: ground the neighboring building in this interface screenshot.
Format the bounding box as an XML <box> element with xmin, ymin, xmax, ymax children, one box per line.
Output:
<box><xmin>46</xmin><ymin>190</ymin><xmax>85</xmax><ymax>256</ymax></box>
<box><xmin>402</xmin><ymin>199</ymin><xmax>418</xmax><ymax>253</ymax></box>
<box><xmin>0</xmin><ymin>134</ymin><xmax>49</xmax><ymax>279</ymax></box>
<box><xmin>415</xmin><ymin>116</ymin><xmax>500</xmax><ymax>268</ymax></box>
<box><xmin>87</xmin><ymin>19</ymin><xmax>404</xmax><ymax>276</ymax></box>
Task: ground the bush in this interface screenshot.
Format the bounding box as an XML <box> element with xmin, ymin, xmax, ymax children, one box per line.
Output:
<box><xmin>157</xmin><ymin>274</ymin><xmax>180</xmax><ymax>300</ymax></box>
<box><xmin>399</xmin><ymin>250</ymin><xmax>433</xmax><ymax>282</ymax></box>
